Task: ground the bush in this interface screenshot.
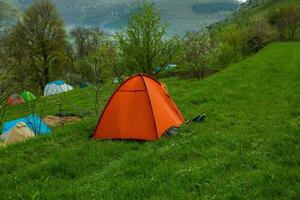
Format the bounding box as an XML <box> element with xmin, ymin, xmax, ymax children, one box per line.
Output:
<box><xmin>268</xmin><ymin>5</ymin><xmax>300</xmax><ymax>41</ymax></box>
<box><xmin>245</xmin><ymin>18</ymin><xmax>276</xmax><ymax>54</ymax></box>
<box><xmin>181</xmin><ymin>30</ymin><xmax>219</xmax><ymax>79</ymax></box>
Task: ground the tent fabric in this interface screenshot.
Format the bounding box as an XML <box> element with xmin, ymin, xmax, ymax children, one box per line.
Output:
<box><xmin>113</xmin><ymin>77</ymin><xmax>122</xmax><ymax>83</ymax></box>
<box><xmin>166</xmin><ymin>64</ymin><xmax>177</xmax><ymax>70</ymax></box>
<box><xmin>44</xmin><ymin>80</ymin><xmax>73</xmax><ymax>96</ymax></box>
<box><xmin>153</xmin><ymin>66</ymin><xmax>161</xmax><ymax>74</ymax></box>
<box><xmin>1</xmin><ymin>122</ymin><xmax>35</xmax><ymax>144</ymax></box>
<box><xmin>92</xmin><ymin>74</ymin><xmax>185</xmax><ymax>141</ymax></box>
<box><xmin>2</xmin><ymin>114</ymin><xmax>51</xmax><ymax>135</ymax></box>
<box><xmin>80</xmin><ymin>82</ymin><xmax>90</xmax><ymax>88</ymax></box>
<box><xmin>52</xmin><ymin>80</ymin><xmax>65</xmax><ymax>85</ymax></box>
<box><xmin>7</xmin><ymin>94</ymin><xmax>24</xmax><ymax>106</ymax></box>
<box><xmin>20</xmin><ymin>91</ymin><xmax>36</xmax><ymax>102</ymax></box>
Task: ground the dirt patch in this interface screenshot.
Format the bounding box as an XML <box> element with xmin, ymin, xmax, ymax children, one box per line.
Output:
<box><xmin>42</xmin><ymin>115</ymin><xmax>81</xmax><ymax>127</ymax></box>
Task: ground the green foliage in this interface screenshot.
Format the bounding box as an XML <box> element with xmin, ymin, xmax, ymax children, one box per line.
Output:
<box><xmin>0</xmin><ymin>72</ymin><xmax>15</xmax><ymax>127</ymax></box>
<box><xmin>8</xmin><ymin>0</ymin><xmax>67</xmax><ymax>90</ymax></box>
<box><xmin>80</xmin><ymin>44</ymin><xmax>116</xmax><ymax>114</ymax></box>
<box><xmin>268</xmin><ymin>5</ymin><xmax>300</xmax><ymax>41</ymax></box>
<box><xmin>215</xmin><ymin>42</ymin><xmax>238</xmax><ymax>69</ymax></box>
<box><xmin>215</xmin><ymin>24</ymin><xmax>248</xmax><ymax>65</ymax></box>
<box><xmin>181</xmin><ymin>30</ymin><xmax>219</xmax><ymax>79</ymax></box>
<box><xmin>80</xmin><ymin>45</ymin><xmax>114</xmax><ymax>84</ymax></box>
<box><xmin>116</xmin><ymin>1</ymin><xmax>176</xmax><ymax>75</ymax></box>
<box><xmin>70</xmin><ymin>27</ymin><xmax>105</xmax><ymax>59</ymax></box>
<box><xmin>245</xmin><ymin>18</ymin><xmax>276</xmax><ymax>53</ymax></box>
<box><xmin>0</xmin><ymin>42</ymin><xmax>299</xmax><ymax>199</ymax></box>
<box><xmin>213</xmin><ymin>16</ymin><xmax>277</xmax><ymax>68</ymax></box>
<box><xmin>211</xmin><ymin>0</ymin><xmax>300</xmax><ymax>69</ymax></box>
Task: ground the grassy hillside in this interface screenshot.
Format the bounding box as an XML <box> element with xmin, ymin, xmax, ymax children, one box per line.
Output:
<box><xmin>0</xmin><ymin>42</ymin><xmax>300</xmax><ymax>199</ymax></box>
<box><xmin>213</xmin><ymin>0</ymin><xmax>300</xmax><ymax>36</ymax></box>
<box><xmin>238</xmin><ymin>0</ymin><xmax>300</xmax><ymax>16</ymax></box>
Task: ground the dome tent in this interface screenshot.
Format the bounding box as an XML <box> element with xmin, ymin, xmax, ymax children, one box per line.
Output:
<box><xmin>92</xmin><ymin>74</ymin><xmax>185</xmax><ymax>141</ymax></box>
<box><xmin>7</xmin><ymin>94</ymin><xmax>24</xmax><ymax>106</ymax></box>
<box><xmin>2</xmin><ymin>114</ymin><xmax>51</xmax><ymax>135</ymax></box>
<box><xmin>44</xmin><ymin>80</ymin><xmax>73</xmax><ymax>97</ymax></box>
<box><xmin>80</xmin><ymin>82</ymin><xmax>90</xmax><ymax>88</ymax></box>
<box><xmin>20</xmin><ymin>91</ymin><xmax>36</xmax><ymax>102</ymax></box>
<box><xmin>1</xmin><ymin>122</ymin><xmax>35</xmax><ymax>144</ymax></box>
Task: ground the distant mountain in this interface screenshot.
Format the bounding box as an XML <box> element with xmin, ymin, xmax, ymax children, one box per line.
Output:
<box><xmin>3</xmin><ymin>0</ymin><xmax>244</xmax><ymax>35</ymax></box>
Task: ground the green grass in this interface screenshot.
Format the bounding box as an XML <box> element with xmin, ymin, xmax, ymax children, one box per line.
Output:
<box><xmin>0</xmin><ymin>42</ymin><xmax>300</xmax><ymax>199</ymax></box>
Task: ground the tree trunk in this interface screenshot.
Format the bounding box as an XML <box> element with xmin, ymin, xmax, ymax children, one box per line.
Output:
<box><xmin>95</xmin><ymin>87</ymin><xmax>101</xmax><ymax>115</ymax></box>
<box><xmin>195</xmin><ymin>70</ymin><xmax>201</xmax><ymax>80</ymax></box>
<box><xmin>43</xmin><ymin>67</ymin><xmax>49</xmax><ymax>89</ymax></box>
<box><xmin>201</xmin><ymin>68</ymin><xmax>205</xmax><ymax>79</ymax></box>
<box><xmin>288</xmin><ymin>20</ymin><xmax>292</xmax><ymax>41</ymax></box>
<box><xmin>39</xmin><ymin>79</ymin><xmax>44</xmax><ymax>91</ymax></box>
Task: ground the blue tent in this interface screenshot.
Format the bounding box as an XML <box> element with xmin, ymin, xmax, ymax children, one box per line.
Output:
<box><xmin>51</xmin><ymin>80</ymin><xmax>65</xmax><ymax>85</ymax></box>
<box><xmin>2</xmin><ymin>114</ymin><xmax>51</xmax><ymax>135</ymax></box>
<box><xmin>166</xmin><ymin>64</ymin><xmax>177</xmax><ymax>70</ymax></box>
<box><xmin>153</xmin><ymin>66</ymin><xmax>161</xmax><ymax>74</ymax></box>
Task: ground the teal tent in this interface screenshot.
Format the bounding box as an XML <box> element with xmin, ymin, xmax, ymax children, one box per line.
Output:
<box><xmin>2</xmin><ymin>114</ymin><xmax>51</xmax><ymax>135</ymax></box>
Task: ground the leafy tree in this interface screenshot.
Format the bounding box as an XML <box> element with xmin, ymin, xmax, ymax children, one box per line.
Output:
<box><xmin>0</xmin><ymin>72</ymin><xmax>16</xmax><ymax>127</ymax></box>
<box><xmin>10</xmin><ymin>0</ymin><xmax>67</xmax><ymax>90</ymax></box>
<box><xmin>117</xmin><ymin>1</ymin><xmax>176</xmax><ymax>75</ymax></box>
<box><xmin>246</xmin><ymin>18</ymin><xmax>276</xmax><ymax>53</ymax></box>
<box><xmin>216</xmin><ymin>24</ymin><xmax>248</xmax><ymax>64</ymax></box>
<box><xmin>215</xmin><ymin>42</ymin><xmax>237</xmax><ymax>69</ymax></box>
<box><xmin>269</xmin><ymin>5</ymin><xmax>300</xmax><ymax>41</ymax></box>
<box><xmin>70</xmin><ymin>27</ymin><xmax>104</xmax><ymax>59</ymax></box>
<box><xmin>111</xmin><ymin>47</ymin><xmax>126</xmax><ymax>83</ymax></box>
<box><xmin>81</xmin><ymin>45</ymin><xmax>114</xmax><ymax>114</ymax></box>
<box><xmin>215</xmin><ymin>17</ymin><xmax>275</xmax><ymax>65</ymax></box>
<box><xmin>182</xmin><ymin>30</ymin><xmax>219</xmax><ymax>80</ymax></box>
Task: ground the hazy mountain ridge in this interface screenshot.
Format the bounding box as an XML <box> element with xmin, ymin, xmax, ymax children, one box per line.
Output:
<box><xmin>4</xmin><ymin>0</ymin><xmax>242</xmax><ymax>34</ymax></box>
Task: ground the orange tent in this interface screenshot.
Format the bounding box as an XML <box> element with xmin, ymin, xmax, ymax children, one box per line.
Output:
<box><xmin>92</xmin><ymin>74</ymin><xmax>185</xmax><ymax>141</ymax></box>
<box><xmin>7</xmin><ymin>94</ymin><xmax>24</xmax><ymax>106</ymax></box>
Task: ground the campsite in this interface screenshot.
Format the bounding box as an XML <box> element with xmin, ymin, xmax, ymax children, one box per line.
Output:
<box><xmin>0</xmin><ymin>0</ymin><xmax>300</xmax><ymax>199</ymax></box>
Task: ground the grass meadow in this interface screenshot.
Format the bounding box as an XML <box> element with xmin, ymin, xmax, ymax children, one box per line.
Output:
<box><xmin>0</xmin><ymin>42</ymin><xmax>299</xmax><ymax>199</ymax></box>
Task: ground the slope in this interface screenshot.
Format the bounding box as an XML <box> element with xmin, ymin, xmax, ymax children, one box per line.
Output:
<box><xmin>212</xmin><ymin>0</ymin><xmax>300</xmax><ymax>38</ymax></box>
<box><xmin>0</xmin><ymin>42</ymin><xmax>299</xmax><ymax>199</ymax></box>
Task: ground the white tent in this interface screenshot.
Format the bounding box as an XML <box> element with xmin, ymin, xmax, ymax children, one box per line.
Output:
<box><xmin>44</xmin><ymin>80</ymin><xmax>74</xmax><ymax>97</ymax></box>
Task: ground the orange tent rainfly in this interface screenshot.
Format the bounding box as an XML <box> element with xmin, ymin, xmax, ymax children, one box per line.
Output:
<box><xmin>92</xmin><ymin>74</ymin><xmax>185</xmax><ymax>141</ymax></box>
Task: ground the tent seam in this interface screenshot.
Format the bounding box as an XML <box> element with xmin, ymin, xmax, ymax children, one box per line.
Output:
<box><xmin>92</xmin><ymin>74</ymin><xmax>145</xmax><ymax>138</ymax></box>
<box><xmin>140</xmin><ymin>75</ymin><xmax>159</xmax><ymax>140</ymax></box>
